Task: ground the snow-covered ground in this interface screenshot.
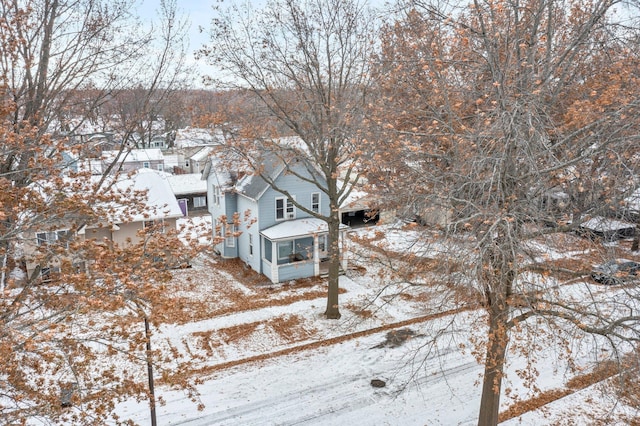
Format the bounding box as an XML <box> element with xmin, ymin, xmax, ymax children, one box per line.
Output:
<box><xmin>103</xmin><ymin>218</ymin><xmax>638</xmax><ymax>425</ymax></box>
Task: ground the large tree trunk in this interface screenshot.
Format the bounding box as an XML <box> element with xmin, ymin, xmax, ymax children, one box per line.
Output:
<box><xmin>478</xmin><ymin>299</ymin><xmax>509</xmax><ymax>426</ymax></box>
<box><xmin>324</xmin><ymin>213</ymin><xmax>341</xmax><ymax>319</ymax></box>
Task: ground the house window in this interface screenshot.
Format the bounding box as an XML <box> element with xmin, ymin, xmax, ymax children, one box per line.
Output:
<box><xmin>275</xmin><ymin>197</ymin><xmax>295</xmax><ymax>220</ymax></box>
<box><xmin>143</xmin><ymin>161</ymin><xmax>150</xmax><ymax>168</ymax></box>
<box><xmin>214</xmin><ymin>219</ymin><xmax>222</xmax><ymax>238</ymax></box>
<box><xmin>41</xmin><ymin>266</ymin><xmax>61</xmax><ymax>282</ymax></box>
<box><xmin>157</xmin><ymin>164</ymin><xmax>164</xmax><ymax>172</ymax></box>
<box><xmin>318</xmin><ymin>234</ymin><xmax>327</xmax><ymax>253</ymax></box>
<box><xmin>249</xmin><ymin>233</ymin><xmax>254</xmax><ymax>256</ymax></box>
<box><xmin>143</xmin><ymin>219</ymin><xmax>164</xmax><ymax>233</ymax></box>
<box><xmin>311</xmin><ymin>192</ymin><xmax>320</xmax><ymax>213</ymax></box>
<box><xmin>225</xmin><ymin>224</ymin><xmax>235</xmax><ymax>247</ymax></box>
<box><xmin>194</xmin><ymin>196</ymin><xmax>206</xmax><ymax>208</ymax></box>
<box><xmin>278</xmin><ymin>240</ymin><xmax>294</xmax><ymax>260</ymax></box>
<box><xmin>36</xmin><ymin>230</ymin><xmax>70</xmax><ymax>248</ymax></box>
<box><xmin>213</xmin><ymin>186</ymin><xmax>221</xmax><ymax>206</ymax></box>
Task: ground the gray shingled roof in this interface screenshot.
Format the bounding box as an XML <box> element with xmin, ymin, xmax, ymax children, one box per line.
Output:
<box><xmin>235</xmin><ymin>155</ymin><xmax>284</xmax><ymax>200</ymax></box>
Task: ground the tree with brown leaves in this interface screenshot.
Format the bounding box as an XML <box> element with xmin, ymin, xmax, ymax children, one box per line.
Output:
<box><xmin>370</xmin><ymin>0</ymin><xmax>640</xmax><ymax>424</ymax></box>
<box><xmin>0</xmin><ymin>0</ymin><xmax>203</xmax><ymax>423</ymax></box>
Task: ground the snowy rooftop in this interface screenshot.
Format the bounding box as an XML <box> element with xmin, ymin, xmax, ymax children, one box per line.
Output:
<box><xmin>260</xmin><ymin>217</ymin><xmax>348</xmax><ymax>241</ymax></box>
<box><xmin>102</xmin><ymin>148</ymin><xmax>164</xmax><ymax>163</ymax></box>
<box><xmin>167</xmin><ymin>173</ymin><xmax>207</xmax><ymax>195</ymax></box>
<box><xmin>174</xmin><ymin>127</ymin><xmax>225</xmax><ymax>148</ymax></box>
<box><xmin>111</xmin><ymin>169</ymin><xmax>183</xmax><ymax>222</ymax></box>
<box><xmin>190</xmin><ymin>146</ymin><xmax>214</xmax><ymax>162</ymax></box>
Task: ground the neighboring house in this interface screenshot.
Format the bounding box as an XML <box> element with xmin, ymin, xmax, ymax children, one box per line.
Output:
<box><xmin>24</xmin><ymin>169</ymin><xmax>183</xmax><ymax>279</ymax></box>
<box><xmin>100</xmin><ymin>149</ymin><xmax>166</xmax><ymax>174</ymax></box>
<box><xmin>163</xmin><ymin>146</ymin><xmax>213</xmax><ymax>175</ymax></box>
<box><xmin>149</xmin><ymin>134</ymin><xmax>168</xmax><ymax>149</ymax></box>
<box><xmin>340</xmin><ymin>192</ymin><xmax>381</xmax><ymax>227</ymax></box>
<box><xmin>167</xmin><ymin>173</ymin><xmax>208</xmax><ymax>216</ymax></box>
<box><xmin>202</xmin><ymin>155</ymin><xmax>349</xmax><ymax>284</ymax></box>
<box><xmin>188</xmin><ymin>146</ymin><xmax>214</xmax><ymax>174</ymax></box>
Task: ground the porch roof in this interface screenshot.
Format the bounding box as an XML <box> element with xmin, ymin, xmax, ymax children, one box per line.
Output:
<box><xmin>260</xmin><ymin>218</ymin><xmax>348</xmax><ymax>242</ymax></box>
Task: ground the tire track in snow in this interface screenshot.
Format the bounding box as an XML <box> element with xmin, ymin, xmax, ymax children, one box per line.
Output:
<box><xmin>171</xmin><ymin>310</ymin><xmax>479</xmax><ymax>426</ymax></box>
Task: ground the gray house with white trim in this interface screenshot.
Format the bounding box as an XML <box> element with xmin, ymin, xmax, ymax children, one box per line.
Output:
<box><xmin>202</xmin><ymin>155</ymin><xmax>348</xmax><ymax>283</ymax></box>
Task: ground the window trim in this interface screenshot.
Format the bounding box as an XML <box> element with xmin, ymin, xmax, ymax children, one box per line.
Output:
<box><xmin>193</xmin><ymin>195</ymin><xmax>206</xmax><ymax>208</ymax></box>
<box><xmin>278</xmin><ymin>240</ymin><xmax>294</xmax><ymax>260</ymax></box>
<box><xmin>36</xmin><ymin>230</ymin><xmax>70</xmax><ymax>248</ymax></box>
<box><xmin>275</xmin><ymin>196</ymin><xmax>295</xmax><ymax>221</ymax></box>
<box><xmin>311</xmin><ymin>192</ymin><xmax>320</xmax><ymax>213</ymax></box>
<box><xmin>213</xmin><ymin>185</ymin><xmax>221</xmax><ymax>206</ymax></box>
<box><xmin>225</xmin><ymin>223</ymin><xmax>236</xmax><ymax>247</ymax></box>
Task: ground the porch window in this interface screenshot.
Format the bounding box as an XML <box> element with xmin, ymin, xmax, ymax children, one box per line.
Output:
<box><xmin>278</xmin><ymin>240</ymin><xmax>294</xmax><ymax>261</ymax></box>
<box><xmin>194</xmin><ymin>196</ymin><xmax>206</xmax><ymax>208</ymax></box>
<box><xmin>276</xmin><ymin>197</ymin><xmax>295</xmax><ymax>220</ymax></box>
<box><xmin>318</xmin><ymin>234</ymin><xmax>327</xmax><ymax>252</ymax></box>
<box><xmin>157</xmin><ymin>164</ymin><xmax>164</xmax><ymax>172</ymax></box>
<box><xmin>311</xmin><ymin>192</ymin><xmax>320</xmax><ymax>213</ymax></box>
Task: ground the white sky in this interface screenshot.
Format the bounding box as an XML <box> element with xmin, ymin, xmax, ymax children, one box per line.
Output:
<box><xmin>136</xmin><ymin>0</ymin><xmax>392</xmax><ymax>85</ymax></box>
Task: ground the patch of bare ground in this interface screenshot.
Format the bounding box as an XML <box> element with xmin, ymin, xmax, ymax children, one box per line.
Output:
<box><xmin>156</xmin><ymin>255</ymin><xmax>344</xmax><ymax>325</ymax></box>
<box><xmin>191</xmin><ymin>315</ymin><xmax>318</xmax><ymax>358</ymax></box>
<box><xmin>167</xmin><ymin>306</ymin><xmax>472</xmax><ymax>383</ymax></box>
<box><xmin>498</xmin><ymin>359</ymin><xmax>628</xmax><ymax>423</ymax></box>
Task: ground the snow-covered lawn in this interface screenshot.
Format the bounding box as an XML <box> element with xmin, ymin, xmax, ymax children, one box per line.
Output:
<box><xmin>102</xmin><ymin>218</ymin><xmax>640</xmax><ymax>424</ymax></box>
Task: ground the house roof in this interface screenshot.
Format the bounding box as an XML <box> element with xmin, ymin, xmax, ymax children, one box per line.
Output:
<box><xmin>111</xmin><ymin>169</ymin><xmax>183</xmax><ymax>222</ymax></box>
<box><xmin>102</xmin><ymin>148</ymin><xmax>164</xmax><ymax>163</ymax></box>
<box><xmin>190</xmin><ymin>146</ymin><xmax>214</xmax><ymax>162</ymax></box>
<box><xmin>167</xmin><ymin>173</ymin><xmax>207</xmax><ymax>195</ymax></box>
<box><xmin>173</xmin><ymin>127</ymin><xmax>225</xmax><ymax>148</ymax></box>
<box><xmin>235</xmin><ymin>156</ymin><xmax>284</xmax><ymax>200</ymax></box>
<box><xmin>260</xmin><ymin>218</ymin><xmax>348</xmax><ymax>241</ymax></box>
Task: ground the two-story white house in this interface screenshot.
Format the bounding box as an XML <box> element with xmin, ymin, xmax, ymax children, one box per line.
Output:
<box><xmin>202</xmin><ymin>154</ymin><xmax>349</xmax><ymax>284</ymax></box>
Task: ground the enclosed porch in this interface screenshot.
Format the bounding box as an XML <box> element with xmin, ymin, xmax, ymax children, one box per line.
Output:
<box><xmin>260</xmin><ymin>218</ymin><xmax>349</xmax><ymax>284</ymax></box>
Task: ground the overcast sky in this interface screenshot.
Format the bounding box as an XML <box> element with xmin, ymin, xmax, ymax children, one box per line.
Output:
<box><xmin>136</xmin><ymin>0</ymin><xmax>392</xmax><ymax>85</ymax></box>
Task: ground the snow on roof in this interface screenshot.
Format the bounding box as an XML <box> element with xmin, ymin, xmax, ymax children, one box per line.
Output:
<box><xmin>112</xmin><ymin>169</ymin><xmax>183</xmax><ymax>222</ymax></box>
<box><xmin>174</xmin><ymin>127</ymin><xmax>225</xmax><ymax>148</ymax></box>
<box><xmin>235</xmin><ymin>165</ymin><xmax>278</xmax><ymax>200</ymax></box>
<box><xmin>167</xmin><ymin>174</ymin><xmax>207</xmax><ymax>195</ymax></box>
<box><xmin>260</xmin><ymin>218</ymin><xmax>348</xmax><ymax>241</ymax></box>
<box><xmin>190</xmin><ymin>146</ymin><xmax>214</xmax><ymax>162</ymax></box>
<box><xmin>102</xmin><ymin>148</ymin><xmax>164</xmax><ymax>163</ymax></box>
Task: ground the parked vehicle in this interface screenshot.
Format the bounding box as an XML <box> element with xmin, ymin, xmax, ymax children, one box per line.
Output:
<box><xmin>590</xmin><ymin>259</ymin><xmax>640</xmax><ymax>285</ymax></box>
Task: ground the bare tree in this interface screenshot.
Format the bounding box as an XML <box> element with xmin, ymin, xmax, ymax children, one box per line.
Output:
<box><xmin>0</xmin><ymin>0</ymin><xmax>202</xmax><ymax>422</ymax></box>
<box><xmin>200</xmin><ymin>0</ymin><xmax>378</xmax><ymax>319</ymax></box>
<box><xmin>369</xmin><ymin>0</ymin><xmax>640</xmax><ymax>424</ymax></box>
